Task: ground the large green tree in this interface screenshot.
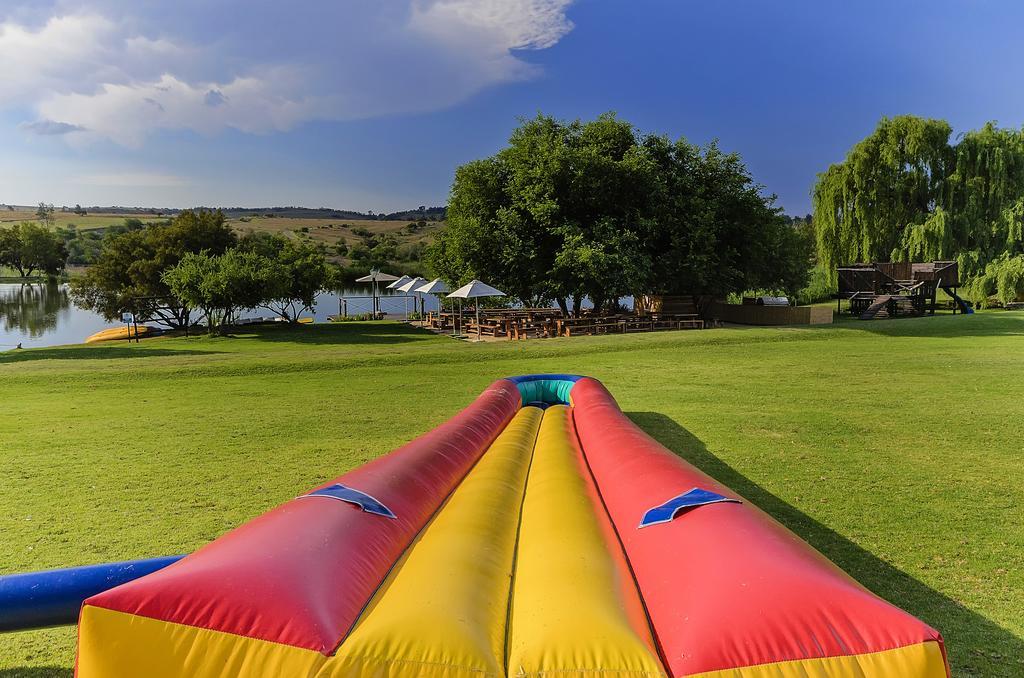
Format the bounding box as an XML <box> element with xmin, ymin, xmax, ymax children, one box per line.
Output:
<box><xmin>812</xmin><ymin>116</ymin><xmax>1024</xmax><ymax>302</ymax></box>
<box><xmin>238</xmin><ymin>232</ymin><xmax>336</xmax><ymax>321</ymax></box>
<box><xmin>162</xmin><ymin>249</ymin><xmax>280</xmax><ymax>334</ymax></box>
<box><xmin>70</xmin><ymin>209</ymin><xmax>236</xmax><ymax>328</ymax></box>
<box><xmin>430</xmin><ymin>113</ymin><xmax>807</xmax><ymax>314</ymax></box>
<box><xmin>0</xmin><ymin>223</ymin><xmax>69</xmax><ymax>278</ymax></box>
<box><xmin>639</xmin><ymin>135</ymin><xmax>810</xmax><ymax>303</ymax></box>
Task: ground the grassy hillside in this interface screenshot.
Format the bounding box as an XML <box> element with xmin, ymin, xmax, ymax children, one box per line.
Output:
<box><xmin>229</xmin><ymin>214</ymin><xmax>443</xmax><ymax>254</ymax></box>
<box><xmin>0</xmin><ymin>208</ymin><xmax>444</xmax><ymax>273</ymax></box>
<box><xmin>1</xmin><ymin>314</ymin><xmax>1022</xmax><ymax>676</ymax></box>
<box><xmin>0</xmin><ymin>207</ymin><xmax>442</xmax><ymax>239</ymax></box>
<box><xmin>0</xmin><ymin>211</ymin><xmax>133</xmax><ymax>230</ymax></box>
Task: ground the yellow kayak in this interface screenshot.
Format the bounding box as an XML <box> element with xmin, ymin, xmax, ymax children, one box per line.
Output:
<box><xmin>85</xmin><ymin>325</ymin><xmax>154</xmax><ymax>344</ymax></box>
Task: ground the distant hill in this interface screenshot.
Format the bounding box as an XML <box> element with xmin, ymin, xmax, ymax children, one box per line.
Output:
<box><xmin>205</xmin><ymin>205</ymin><xmax>449</xmax><ymax>221</ymax></box>
<box><xmin>1</xmin><ymin>204</ymin><xmax>448</xmax><ymax>221</ymax></box>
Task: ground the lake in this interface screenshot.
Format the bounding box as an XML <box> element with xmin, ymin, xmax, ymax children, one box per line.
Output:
<box><xmin>0</xmin><ymin>283</ymin><xmax>443</xmax><ymax>350</ymax></box>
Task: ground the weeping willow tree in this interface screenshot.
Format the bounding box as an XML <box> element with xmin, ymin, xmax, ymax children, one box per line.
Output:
<box><xmin>812</xmin><ymin>116</ymin><xmax>1024</xmax><ymax>303</ymax></box>
<box><xmin>812</xmin><ymin>116</ymin><xmax>952</xmax><ymax>280</ymax></box>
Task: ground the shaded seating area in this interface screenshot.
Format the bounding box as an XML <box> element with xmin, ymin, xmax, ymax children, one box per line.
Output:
<box><xmin>424</xmin><ymin>308</ymin><xmax>704</xmax><ymax>340</ymax></box>
<box><xmin>556</xmin><ymin>314</ymin><xmax>703</xmax><ymax>336</ymax></box>
<box><xmin>426</xmin><ymin>308</ymin><xmax>563</xmax><ymax>337</ymax></box>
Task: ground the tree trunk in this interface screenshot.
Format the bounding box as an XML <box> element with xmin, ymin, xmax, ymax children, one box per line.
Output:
<box><xmin>556</xmin><ymin>298</ymin><xmax>569</xmax><ymax>316</ymax></box>
<box><xmin>571</xmin><ymin>295</ymin><xmax>582</xmax><ymax>317</ymax></box>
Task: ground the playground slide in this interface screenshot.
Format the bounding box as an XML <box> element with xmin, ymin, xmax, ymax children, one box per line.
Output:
<box><xmin>942</xmin><ymin>286</ymin><xmax>974</xmax><ymax>314</ymax></box>
<box><xmin>63</xmin><ymin>375</ymin><xmax>948</xmax><ymax>676</ymax></box>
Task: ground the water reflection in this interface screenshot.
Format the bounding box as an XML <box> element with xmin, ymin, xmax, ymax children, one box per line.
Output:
<box><xmin>0</xmin><ymin>283</ymin><xmax>118</xmax><ymax>350</ymax></box>
<box><xmin>0</xmin><ymin>284</ymin><xmax>440</xmax><ymax>350</ymax></box>
<box><xmin>0</xmin><ymin>283</ymin><xmax>69</xmax><ymax>338</ymax></box>
<box><xmin>0</xmin><ymin>284</ymin><xmax>570</xmax><ymax>351</ymax></box>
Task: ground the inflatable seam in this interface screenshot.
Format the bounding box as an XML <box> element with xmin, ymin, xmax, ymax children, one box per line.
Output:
<box><xmin>328</xmin><ymin>386</ymin><xmax>519</xmax><ymax>656</ymax></box>
<box><xmin>502</xmin><ymin>413</ymin><xmax>545</xmax><ymax>676</ymax></box>
<box><xmin>510</xmin><ymin>671</ymin><xmax>665</xmax><ymax>677</ymax></box>
<box><xmin>683</xmin><ymin>639</ymin><xmax>947</xmax><ymax>677</ymax></box>
<box><xmin>569</xmin><ymin>409</ymin><xmax>667</xmax><ymax>673</ymax></box>
<box><xmin>324</xmin><ymin>655</ymin><xmax>499</xmax><ymax>676</ymax></box>
<box><xmin>79</xmin><ymin>603</ymin><xmax>330</xmax><ymax>652</ymax></box>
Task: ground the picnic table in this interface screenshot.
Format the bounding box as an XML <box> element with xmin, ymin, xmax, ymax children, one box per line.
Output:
<box><xmin>427</xmin><ymin>309</ymin><xmax>704</xmax><ymax>339</ymax></box>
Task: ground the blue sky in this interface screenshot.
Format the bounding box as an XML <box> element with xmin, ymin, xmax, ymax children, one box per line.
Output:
<box><xmin>1</xmin><ymin>0</ymin><xmax>1023</xmax><ymax>214</ymax></box>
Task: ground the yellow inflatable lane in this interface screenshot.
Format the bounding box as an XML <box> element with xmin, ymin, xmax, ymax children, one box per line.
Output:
<box><xmin>325</xmin><ymin>406</ymin><xmax>543</xmax><ymax>678</ymax></box>
<box><xmin>507</xmin><ymin>405</ymin><xmax>666</xmax><ymax>678</ymax></box>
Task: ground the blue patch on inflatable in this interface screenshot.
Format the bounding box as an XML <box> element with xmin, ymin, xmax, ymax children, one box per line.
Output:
<box><xmin>638</xmin><ymin>488</ymin><xmax>740</xmax><ymax>528</ymax></box>
<box><xmin>301</xmin><ymin>483</ymin><xmax>397</xmax><ymax>519</ymax></box>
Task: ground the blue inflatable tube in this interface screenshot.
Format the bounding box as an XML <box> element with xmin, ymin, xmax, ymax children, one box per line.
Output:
<box><xmin>0</xmin><ymin>555</ymin><xmax>183</xmax><ymax>632</ymax></box>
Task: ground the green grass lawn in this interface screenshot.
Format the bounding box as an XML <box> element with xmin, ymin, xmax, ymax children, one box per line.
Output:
<box><xmin>1</xmin><ymin>314</ymin><xmax>1022</xmax><ymax>676</ymax></box>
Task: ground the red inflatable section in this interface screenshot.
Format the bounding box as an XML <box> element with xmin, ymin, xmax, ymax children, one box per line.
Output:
<box><xmin>570</xmin><ymin>377</ymin><xmax>948</xmax><ymax>677</ymax></box>
<box><xmin>85</xmin><ymin>379</ymin><xmax>521</xmax><ymax>654</ymax></box>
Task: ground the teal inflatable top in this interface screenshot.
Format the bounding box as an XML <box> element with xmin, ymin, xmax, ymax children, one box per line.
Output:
<box><xmin>505</xmin><ymin>374</ymin><xmax>582</xmax><ymax>407</ymax></box>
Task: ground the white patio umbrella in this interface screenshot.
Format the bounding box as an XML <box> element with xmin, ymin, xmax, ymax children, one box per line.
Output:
<box><xmin>416</xmin><ymin>278</ymin><xmax>450</xmax><ymax>314</ymax></box>
<box><xmin>386</xmin><ymin>275</ymin><xmax>412</xmax><ymax>290</ymax></box>
<box><xmin>396</xmin><ymin>276</ymin><xmax>427</xmax><ymax>318</ymax></box>
<box><xmin>447</xmin><ymin>280</ymin><xmax>506</xmax><ymax>341</ymax></box>
<box><xmin>355</xmin><ymin>269</ymin><xmax>399</xmax><ymax>317</ymax></box>
<box><xmin>415</xmin><ymin>278</ymin><xmax>453</xmax><ymax>333</ymax></box>
<box><xmin>386</xmin><ymin>275</ymin><xmax>413</xmax><ymax>318</ymax></box>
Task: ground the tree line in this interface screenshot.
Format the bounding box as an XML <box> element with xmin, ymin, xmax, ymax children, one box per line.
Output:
<box><xmin>428</xmin><ymin>113</ymin><xmax>811</xmax><ymax>314</ymax></box>
<box><xmin>813</xmin><ymin>115</ymin><xmax>1024</xmax><ymax>305</ymax></box>
<box><xmin>70</xmin><ymin>210</ymin><xmax>335</xmax><ymax>333</ymax></box>
<box><xmin>44</xmin><ymin>112</ymin><xmax>1024</xmax><ymax>323</ymax></box>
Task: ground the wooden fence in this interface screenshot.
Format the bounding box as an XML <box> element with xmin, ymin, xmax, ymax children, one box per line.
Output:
<box><xmin>709</xmin><ymin>302</ymin><xmax>833</xmax><ymax>326</ymax></box>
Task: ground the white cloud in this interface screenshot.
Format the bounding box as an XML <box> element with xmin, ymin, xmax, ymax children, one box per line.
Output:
<box><xmin>40</xmin><ymin>72</ymin><xmax>327</xmax><ymax>147</ymax></box>
<box><xmin>0</xmin><ymin>13</ymin><xmax>183</xmax><ymax>100</ymax></box>
<box><xmin>19</xmin><ymin>119</ymin><xmax>86</xmax><ymax>135</ymax></box>
<box><xmin>0</xmin><ymin>1</ymin><xmax>576</xmax><ymax>145</ymax></box>
<box><xmin>411</xmin><ymin>0</ymin><xmax>575</xmax><ymax>50</ymax></box>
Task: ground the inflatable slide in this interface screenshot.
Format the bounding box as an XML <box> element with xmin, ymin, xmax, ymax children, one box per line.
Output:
<box><xmin>71</xmin><ymin>374</ymin><xmax>948</xmax><ymax>677</ymax></box>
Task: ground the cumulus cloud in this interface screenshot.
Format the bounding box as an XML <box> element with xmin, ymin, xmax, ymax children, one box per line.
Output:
<box><xmin>204</xmin><ymin>89</ymin><xmax>226</xmax><ymax>107</ymax></box>
<box><xmin>0</xmin><ymin>1</ymin><xmax>576</xmax><ymax>145</ymax></box>
<box><xmin>411</xmin><ymin>0</ymin><xmax>575</xmax><ymax>50</ymax></box>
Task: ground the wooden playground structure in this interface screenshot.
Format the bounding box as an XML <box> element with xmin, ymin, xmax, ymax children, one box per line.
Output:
<box><xmin>836</xmin><ymin>261</ymin><xmax>973</xmax><ymax>320</ymax></box>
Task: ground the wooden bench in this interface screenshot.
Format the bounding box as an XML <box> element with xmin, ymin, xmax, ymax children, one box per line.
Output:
<box><xmin>466</xmin><ymin>321</ymin><xmax>507</xmax><ymax>338</ymax></box>
<box><xmin>562</xmin><ymin>321</ymin><xmax>625</xmax><ymax>337</ymax></box>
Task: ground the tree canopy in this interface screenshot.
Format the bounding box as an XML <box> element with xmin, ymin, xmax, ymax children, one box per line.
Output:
<box><xmin>0</xmin><ymin>223</ymin><xmax>69</xmax><ymax>278</ymax></box>
<box><xmin>812</xmin><ymin>115</ymin><xmax>1024</xmax><ymax>303</ymax></box>
<box><xmin>162</xmin><ymin>249</ymin><xmax>280</xmax><ymax>334</ymax></box>
<box><xmin>237</xmin><ymin>232</ymin><xmax>336</xmax><ymax>321</ymax></box>
<box><xmin>429</xmin><ymin>113</ymin><xmax>807</xmax><ymax>314</ymax></box>
<box><xmin>70</xmin><ymin>209</ymin><xmax>236</xmax><ymax>328</ymax></box>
